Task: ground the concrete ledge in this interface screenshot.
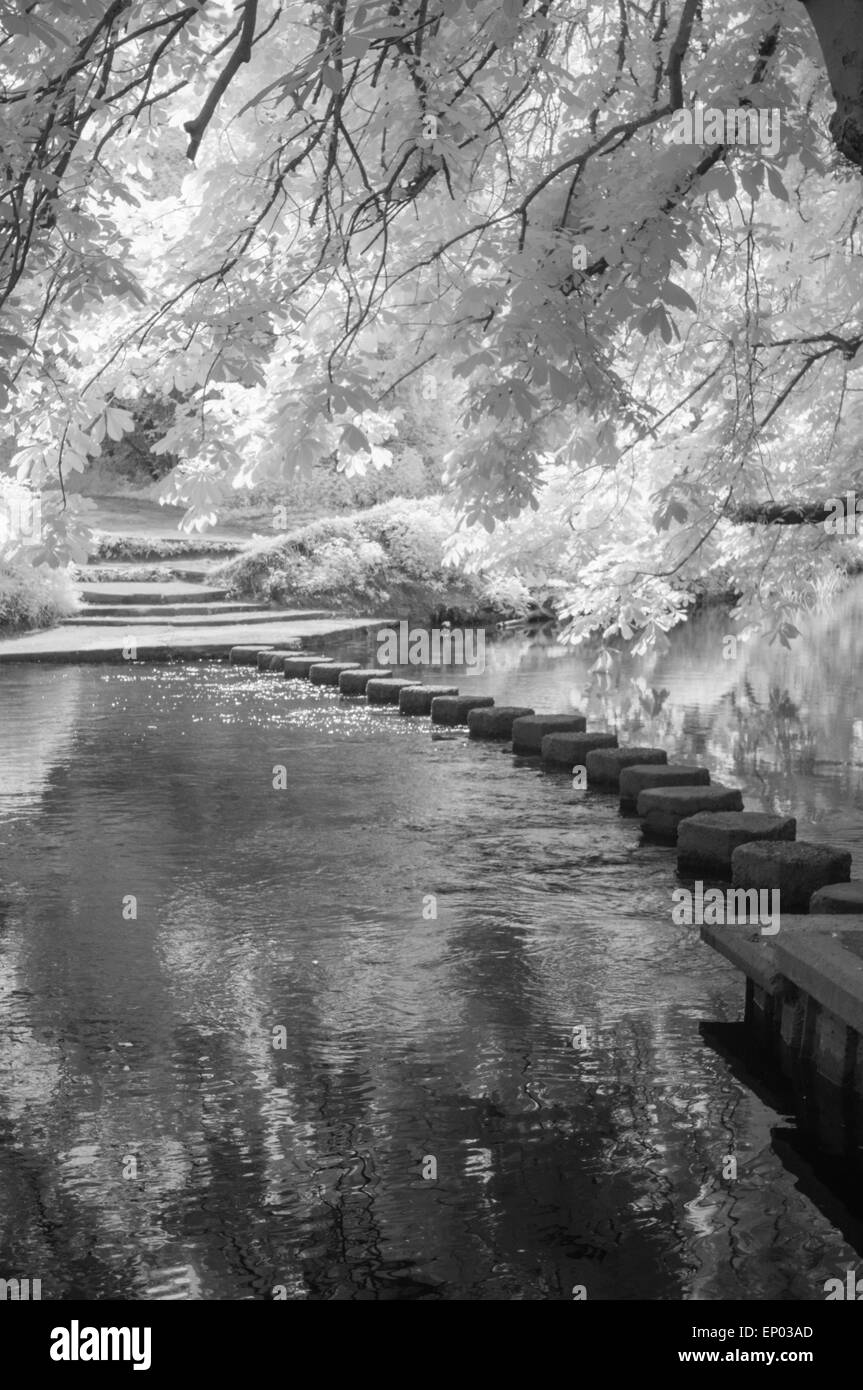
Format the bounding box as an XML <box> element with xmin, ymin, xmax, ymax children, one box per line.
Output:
<box><xmin>399</xmin><ymin>684</ymin><xmax>459</xmax><ymax>715</ymax></box>
<box><xmin>309</xmin><ymin>661</ymin><xmax>360</xmax><ymax>686</ymax></box>
<box><xmin>338</xmin><ymin>668</ymin><xmax>392</xmax><ymax>694</ymax></box>
<box><xmin>731</xmin><ymin>841</ymin><xmax>852</xmax><ymax>913</ymax></box>
<box><xmin>586</xmin><ymin>746</ymin><xmax>667</xmax><ymax>788</ymax></box>
<box><xmin>430</xmin><ymin>695</ymin><xmax>495</xmax><ymax>726</ymax></box>
<box><xmin>541</xmin><ymin>731</ymin><xmax>618</xmax><ymax>767</ymax></box>
<box><xmin>366</xmin><ymin>677</ymin><xmax>422</xmax><ymax>705</ymax></box>
<box><xmin>230</xmin><ymin>645</ymin><xmax>274</xmax><ymax>666</ymax></box>
<box><xmin>282</xmin><ymin>654</ymin><xmax>330</xmax><ymax>678</ymax></box>
<box><xmin>637</xmin><ymin>784</ymin><xmax>743</xmax><ymax>840</ymax></box>
<box><xmin>678</xmin><ymin>812</ymin><xmax>796</xmax><ymax>875</ymax></box>
<box><xmin>699</xmin><ymin>922</ymin><xmax>782</xmax><ymax>995</ymax></box>
<box><xmin>468</xmin><ymin>706</ymin><xmax>535</xmax><ymax>739</ymax></box>
<box><xmin>511</xmin><ymin>713</ymin><xmax>586</xmax><ymax>755</ymax></box>
<box><xmin>619</xmin><ymin>763</ymin><xmax>710</xmax><ymax>810</ymax></box>
<box><xmin>774</xmin><ymin>919</ymin><xmax>863</xmax><ymax>1037</ymax></box>
<box><xmin>809</xmin><ymin>881</ymin><xmax>863</xmax><ymax>914</ymax></box>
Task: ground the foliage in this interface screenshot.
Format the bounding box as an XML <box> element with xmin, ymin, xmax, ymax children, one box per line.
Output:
<box><xmin>0</xmin><ymin>0</ymin><xmax>862</xmax><ymax>650</ymax></box>
<box><xmin>218</xmin><ymin>495</ymin><xmax>490</xmax><ymax>609</ymax></box>
<box><xmin>0</xmin><ymin>561</ymin><xmax>78</xmax><ymax>631</ymax></box>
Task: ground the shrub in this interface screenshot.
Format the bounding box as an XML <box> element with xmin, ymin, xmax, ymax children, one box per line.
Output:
<box><xmin>0</xmin><ymin>562</ymin><xmax>79</xmax><ymax>631</ymax></box>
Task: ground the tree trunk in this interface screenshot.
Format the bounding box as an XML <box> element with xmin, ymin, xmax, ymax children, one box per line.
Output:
<box><xmin>800</xmin><ymin>0</ymin><xmax>863</xmax><ymax>168</ymax></box>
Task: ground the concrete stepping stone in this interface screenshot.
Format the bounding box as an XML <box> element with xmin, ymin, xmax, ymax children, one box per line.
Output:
<box><xmin>230</xmin><ymin>645</ymin><xmax>274</xmax><ymax>665</ymax></box>
<box><xmin>399</xmin><ymin>685</ymin><xmax>459</xmax><ymax>715</ymax></box>
<box><xmin>731</xmin><ymin>841</ymin><xmax>853</xmax><ymax>913</ymax></box>
<box><xmin>541</xmin><ymin>731</ymin><xmax>618</xmax><ymax>767</ymax></box>
<box><xmin>619</xmin><ymin>762</ymin><xmax>710</xmax><ymax>811</ymax></box>
<box><xmin>309</xmin><ymin>661</ymin><xmax>360</xmax><ymax>686</ymax></box>
<box><xmin>586</xmin><ymin>746</ymin><xmax>667</xmax><ymax>789</ymax></box>
<box><xmin>810</xmin><ymin>881</ymin><xmax>863</xmax><ymax>914</ymax></box>
<box><xmin>257</xmin><ymin>649</ymin><xmax>303</xmax><ymax>672</ymax></box>
<box><xmin>678</xmin><ymin>812</ymin><xmax>796</xmax><ymax>875</ymax></box>
<box><xmin>339</xmin><ymin>668</ymin><xmax>393</xmax><ymax>695</ymax></box>
<box><xmin>367</xmin><ymin>677</ymin><xmax>422</xmax><ymax>705</ymax></box>
<box><xmin>282</xmin><ymin>654</ymin><xmax>331</xmax><ymax>678</ymax></box>
<box><xmin>511</xmin><ymin>713</ymin><xmax>587</xmax><ymax>755</ymax></box>
<box><xmin>468</xmin><ymin>706</ymin><xmax>535</xmax><ymax>739</ymax></box>
<box><xmin>637</xmin><ymin>784</ymin><xmax>743</xmax><ymax>840</ymax></box>
<box><xmin>431</xmin><ymin>695</ymin><xmax>495</xmax><ymax>726</ymax></box>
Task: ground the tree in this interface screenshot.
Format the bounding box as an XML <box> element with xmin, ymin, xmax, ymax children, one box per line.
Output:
<box><xmin>1</xmin><ymin>0</ymin><xmax>862</xmax><ymax>646</ymax></box>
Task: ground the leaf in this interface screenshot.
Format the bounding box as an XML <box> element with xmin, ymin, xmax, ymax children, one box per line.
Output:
<box><xmin>660</xmin><ymin>281</ymin><xmax>698</xmax><ymax>314</ymax></box>
<box><xmin>699</xmin><ymin>163</ymin><xmax>736</xmax><ymax>200</ymax></box>
<box><xmin>340</xmin><ymin>423</ymin><xmax>370</xmax><ymax>453</ymax></box>
<box><xmin>548</xmin><ymin>366</ymin><xmax>578</xmax><ymax>401</ymax></box>
<box><xmin>104</xmin><ymin>407</ymin><xmax>135</xmax><ymax>441</ymax></box>
<box><xmin>320</xmin><ymin>65</ymin><xmax>343</xmax><ymax>93</ymax></box>
<box><xmin>765</xmin><ymin>164</ymin><xmax>789</xmax><ymax>201</ymax></box>
<box><xmin>0</xmin><ymin>332</ymin><xmax>29</xmax><ymax>356</ymax></box>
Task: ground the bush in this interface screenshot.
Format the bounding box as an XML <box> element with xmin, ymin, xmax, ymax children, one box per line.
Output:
<box><xmin>216</xmin><ymin>496</ymin><xmax>475</xmax><ymax>608</ymax></box>
<box><xmin>0</xmin><ymin>562</ymin><xmax>79</xmax><ymax>632</ymax></box>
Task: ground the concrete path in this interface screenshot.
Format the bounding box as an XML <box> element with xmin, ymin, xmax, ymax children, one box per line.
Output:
<box><xmin>0</xmin><ymin>616</ymin><xmax>389</xmax><ymax>663</ymax></box>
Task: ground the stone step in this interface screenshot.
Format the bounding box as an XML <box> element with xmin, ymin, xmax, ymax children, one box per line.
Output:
<box><xmin>731</xmin><ymin>841</ymin><xmax>853</xmax><ymax>914</ymax></box>
<box><xmin>257</xmin><ymin>649</ymin><xmax>305</xmax><ymax>672</ymax></box>
<box><xmin>619</xmin><ymin>763</ymin><xmax>710</xmax><ymax>811</ymax></box>
<box><xmin>282</xmin><ymin>654</ymin><xmax>331</xmax><ymax>678</ymax></box>
<box><xmin>66</xmin><ymin>600</ymin><xmax>267</xmax><ymax>619</ymax></box>
<box><xmin>230</xmin><ymin>645</ymin><xmax>276</xmax><ymax>665</ymax></box>
<box><xmin>77</xmin><ymin>581</ymin><xmax>230</xmax><ymax>605</ymax></box>
<box><xmin>585</xmin><ymin>746</ymin><xmax>667</xmax><ymax>789</ymax></box>
<box><xmin>511</xmin><ymin>713</ymin><xmax>586</xmax><ymax>756</ymax></box>
<box><xmin>541</xmin><ymin>731</ymin><xmax>618</xmax><ymax>767</ymax></box>
<box><xmin>367</xmin><ymin>677</ymin><xmax>422</xmax><ymax>706</ymax></box>
<box><xmin>399</xmin><ymin>684</ymin><xmax>459</xmax><ymax>715</ymax></box>
<box><xmin>809</xmin><ymin>881</ymin><xmax>863</xmax><ymax>914</ymax></box>
<box><xmin>310</xmin><ymin>661</ymin><xmax>361</xmax><ymax>686</ymax></box>
<box><xmin>468</xmin><ymin>706</ymin><xmax>535</xmax><ymax>739</ymax></box>
<box><xmin>65</xmin><ymin>607</ymin><xmax>330</xmax><ymax>627</ymax></box>
<box><xmin>339</xmin><ymin>668</ymin><xmax>393</xmax><ymax>694</ymax></box>
<box><xmin>677</xmin><ymin>812</ymin><xmax>797</xmax><ymax>875</ymax></box>
<box><xmin>431</xmin><ymin>695</ymin><xmax>494</xmax><ymax>726</ymax></box>
<box><xmin>636</xmin><ymin>783</ymin><xmax>744</xmax><ymax>840</ymax></box>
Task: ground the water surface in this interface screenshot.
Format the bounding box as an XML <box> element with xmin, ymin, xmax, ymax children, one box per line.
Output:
<box><xmin>2</xmin><ymin>589</ymin><xmax>863</xmax><ymax>1299</ymax></box>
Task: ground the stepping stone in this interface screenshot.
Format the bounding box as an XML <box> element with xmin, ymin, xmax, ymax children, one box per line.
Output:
<box><xmin>677</xmin><ymin>812</ymin><xmax>796</xmax><ymax>875</ymax></box>
<box><xmin>637</xmin><ymin>784</ymin><xmax>743</xmax><ymax>840</ymax></box>
<box><xmin>586</xmin><ymin>746</ymin><xmax>667</xmax><ymax>789</ymax></box>
<box><xmin>339</xmin><ymin>668</ymin><xmax>392</xmax><ymax>695</ymax></box>
<box><xmin>309</xmin><ymin>661</ymin><xmax>360</xmax><ymax>686</ymax></box>
<box><xmin>399</xmin><ymin>684</ymin><xmax>459</xmax><ymax>715</ymax></box>
<box><xmin>541</xmin><ymin>731</ymin><xmax>618</xmax><ymax>767</ymax></box>
<box><xmin>366</xmin><ymin>677</ymin><xmax>422</xmax><ymax>705</ymax></box>
<box><xmin>468</xmin><ymin>706</ymin><xmax>535</xmax><ymax>739</ymax></box>
<box><xmin>731</xmin><ymin>841</ymin><xmax>853</xmax><ymax>914</ymax></box>
<box><xmin>282</xmin><ymin>654</ymin><xmax>331</xmax><ymax>679</ymax></box>
<box><xmin>430</xmin><ymin>695</ymin><xmax>495</xmax><ymax>726</ymax></box>
<box><xmin>809</xmin><ymin>881</ymin><xmax>863</xmax><ymax>914</ymax></box>
<box><xmin>619</xmin><ymin>763</ymin><xmax>710</xmax><ymax>811</ymax></box>
<box><xmin>257</xmin><ymin>649</ymin><xmax>300</xmax><ymax>672</ymax></box>
<box><xmin>230</xmin><ymin>645</ymin><xmax>274</xmax><ymax>665</ymax></box>
<box><xmin>511</xmin><ymin>713</ymin><xmax>587</xmax><ymax>755</ymax></box>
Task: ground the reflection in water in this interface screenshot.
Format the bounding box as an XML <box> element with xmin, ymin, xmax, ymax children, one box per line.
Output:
<box><xmin>2</xmin><ymin>585</ymin><xmax>863</xmax><ymax>1299</ymax></box>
